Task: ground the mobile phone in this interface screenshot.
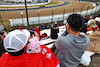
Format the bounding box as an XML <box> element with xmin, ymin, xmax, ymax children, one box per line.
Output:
<box><xmin>28</xmin><ymin>30</ymin><xmax>35</xmax><ymax>36</ymax></box>
<box><xmin>30</xmin><ymin>32</ymin><xmax>34</xmax><ymax>36</ymax></box>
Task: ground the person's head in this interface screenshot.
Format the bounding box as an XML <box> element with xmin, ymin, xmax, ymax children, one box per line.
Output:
<box><xmin>95</xmin><ymin>17</ymin><xmax>100</xmax><ymax>28</ymax></box>
<box><xmin>89</xmin><ymin>15</ymin><xmax>94</xmax><ymax>19</ymax></box>
<box><xmin>87</xmin><ymin>19</ymin><xmax>96</xmax><ymax>28</ymax></box>
<box><xmin>35</xmin><ymin>27</ymin><xmax>39</xmax><ymax>31</ymax></box>
<box><xmin>27</xmin><ymin>37</ymin><xmax>41</xmax><ymax>53</ymax></box>
<box><xmin>53</xmin><ymin>25</ymin><xmax>56</xmax><ymax>29</ymax></box>
<box><xmin>3</xmin><ymin>29</ymin><xmax>30</xmax><ymax>56</ymax></box>
<box><xmin>66</xmin><ymin>14</ymin><xmax>84</xmax><ymax>33</ymax></box>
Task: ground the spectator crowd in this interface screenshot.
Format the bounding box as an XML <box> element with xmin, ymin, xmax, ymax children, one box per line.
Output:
<box><xmin>0</xmin><ymin>13</ymin><xmax>100</xmax><ymax>67</ymax></box>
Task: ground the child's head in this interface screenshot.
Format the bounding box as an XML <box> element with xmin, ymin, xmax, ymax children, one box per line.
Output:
<box><xmin>27</xmin><ymin>37</ymin><xmax>41</xmax><ymax>53</ymax></box>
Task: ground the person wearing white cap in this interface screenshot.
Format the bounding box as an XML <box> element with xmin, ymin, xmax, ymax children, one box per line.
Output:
<box><xmin>3</xmin><ymin>29</ymin><xmax>30</xmax><ymax>55</ymax></box>
<box><xmin>86</xmin><ymin>18</ymin><xmax>100</xmax><ymax>34</ymax></box>
<box><xmin>0</xmin><ymin>29</ymin><xmax>59</xmax><ymax>67</ymax></box>
<box><xmin>87</xmin><ymin>17</ymin><xmax>100</xmax><ymax>54</ymax></box>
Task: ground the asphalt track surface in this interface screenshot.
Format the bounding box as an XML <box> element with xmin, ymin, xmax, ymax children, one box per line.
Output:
<box><xmin>0</xmin><ymin>0</ymin><xmax>91</xmax><ymax>21</ymax></box>
<box><xmin>0</xmin><ymin>1</ymin><xmax>70</xmax><ymax>11</ymax></box>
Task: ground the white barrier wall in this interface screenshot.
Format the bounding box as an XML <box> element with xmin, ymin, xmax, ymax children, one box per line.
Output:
<box><xmin>9</xmin><ymin>1</ymin><xmax>100</xmax><ymax>26</ymax></box>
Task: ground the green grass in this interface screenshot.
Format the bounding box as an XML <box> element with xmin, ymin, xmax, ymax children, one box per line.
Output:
<box><xmin>0</xmin><ymin>1</ymin><xmax>59</xmax><ymax>8</ymax></box>
<box><xmin>45</xmin><ymin>2</ymin><xmax>58</xmax><ymax>5</ymax></box>
<box><xmin>0</xmin><ymin>20</ymin><xmax>9</xmax><ymax>25</ymax></box>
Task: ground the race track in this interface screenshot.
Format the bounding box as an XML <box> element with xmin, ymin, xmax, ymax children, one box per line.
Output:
<box><xmin>0</xmin><ymin>0</ymin><xmax>91</xmax><ymax>21</ymax></box>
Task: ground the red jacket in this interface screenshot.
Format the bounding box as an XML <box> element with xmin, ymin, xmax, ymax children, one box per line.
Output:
<box><xmin>92</xmin><ymin>26</ymin><xmax>99</xmax><ymax>31</ymax></box>
<box><xmin>0</xmin><ymin>45</ymin><xmax>59</xmax><ymax>67</ymax></box>
<box><xmin>87</xmin><ymin>26</ymin><xmax>99</xmax><ymax>31</ymax></box>
<box><xmin>87</xmin><ymin>28</ymin><xmax>92</xmax><ymax>31</ymax></box>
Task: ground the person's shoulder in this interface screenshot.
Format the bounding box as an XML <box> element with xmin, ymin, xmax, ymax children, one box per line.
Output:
<box><xmin>0</xmin><ymin>53</ymin><xmax>9</xmax><ymax>61</ymax></box>
<box><xmin>1</xmin><ymin>53</ymin><xmax>9</xmax><ymax>57</ymax></box>
<box><xmin>87</xmin><ymin>30</ymin><xmax>100</xmax><ymax>37</ymax></box>
<box><xmin>80</xmin><ymin>34</ymin><xmax>90</xmax><ymax>42</ymax></box>
<box><xmin>94</xmin><ymin>30</ymin><xmax>100</xmax><ymax>33</ymax></box>
<box><xmin>91</xmin><ymin>31</ymin><xmax>100</xmax><ymax>37</ymax></box>
<box><xmin>57</xmin><ymin>35</ymin><xmax>68</xmax><ymax>42</ymax></box>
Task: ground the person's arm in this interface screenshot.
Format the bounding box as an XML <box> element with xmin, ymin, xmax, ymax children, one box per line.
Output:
<box><xmin>55</xmin><ymin>40</ymin><xmax>60</xmax><ymax>49</ymax></box>
<box><xmin>55</xmin><ymin>37</ymin><xmax>62</xmax><ymax>50</ymax></box>
<box><xmin>0</xmin><ymin>31</ymin><xmax>8</xmax><ymax>41</ymax></box>
<box><xmin>56</xmin><ymin>28</ymin><xmax>59</xmax><ymax>33</ymax></box>
<box><xmin>3</xmin><ymin>31</ymin><xmax>8</xmax><ymax>37</ymax></box>
<box><xmin>87</xmin><ymin>31</ymin><xmax>96</xmax><ymax>40</ymax></box>
<box><xmin>61</xmin><ymin>31</ymin><xmax>68</xmax><ymax>36</ymax></box>
<box><xmin>34</xmin><ymin>32</ymin><xmax>40</xmax><ymax>41</ymax></box>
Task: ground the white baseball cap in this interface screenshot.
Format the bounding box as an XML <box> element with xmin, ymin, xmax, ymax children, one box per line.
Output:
<box><xmin>95</xmin><ymin>17</ymin><xmax>100</xmax><ymax>23</ymax></box>
<box><xmin>4</xmin><ymin>29</ymin><xmax>30</xmax><ymax>52</ymax></box>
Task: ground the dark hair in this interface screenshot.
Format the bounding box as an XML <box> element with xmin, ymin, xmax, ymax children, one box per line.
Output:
<box><xmin>8</xmin><ymin>47</ymin><xmax>25</xmax><ymax>56</ymax></box>
<box><xmin>67</xmin><ymin>14</ymin><xmax>84</xmax><ymax>32</ymax></box>
<box><xmin>96</xmin><ymin>22</ymin><xmax>100</xmax><ymax>28</ymax></box>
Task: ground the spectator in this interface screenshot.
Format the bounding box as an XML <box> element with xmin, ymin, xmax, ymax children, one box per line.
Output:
<box><xmin>55</xmin><ymin>14</ymin><xmax>90</xmax><ymax>67</ymax></box>
<box><xmin>79</xmin><ymin>22</ymin><xmax>87</xmax><ymax>34</ymax></box>
<box><xmin>31</xmin><ymin>26</ymin><xmax>34</xmax><ymax>30</ymax></box>
<box><xmin>51</xmin><ymin>26</ymin><xmax>59</xmax><ymax>39</ymax></box>
<box><xmin>0</xmin><ymin>29</ymin><xmax>59</xmax><ymax>67</ymax></box>
<box><xmin>89</xmin><ymin>15</ymin><xmax>94</xmax><ymax>19</ymax></box>
<box><xmin>98</xmin><ymin>12</ymin><xmax>100</xmax><ymax>17</ymax></box>
<box><xmin>58</xmin><ymin>22</ymin><xmax>61</xmax><ymax>26</ymax></box>
<box><xmin>0</xmin><ymin>25</ymin><xmax>5</xmax><ymax>39</ymax></box>
<box><xmin>35</xmin><ymin>27</ymin><xmax>41</xmax><ymax>39</ymax></box>
<box><xmin>86</xmin><ymin>18</ymin><xmax>100</xmax><ymax>34</ymax></box>
<box><xmin>39</xmin><ymin>24</ymin><xmax>43</xmax><ymax>31</ymax></box>
<box><xmin>63</xmin><ymin>20</ymin><xmax>67</xmax><ymax>25</ymax></box>
<box><xmin>50</xmin><ymin>22</ymin><xmax>54</xmax><ymax>28</ymax></box>
<box><xmin>44</xmin><ymin>23</ymin><xmax>47</xmax><ymax>29</ymax></box>
<box><xmin>86</xmin><ymin>19</ymin><xmax>96</xmax><ymax>33</ymax></box>
<box><xmin>18</xmin><ymin>26</ymin><xmax>24</xmax><ymax>30</ymax></box>
<box><xmin>87</xmin><ymin>17</ymin><xmax>100</xmax><ymax>54</ymax></box>
<box><xmin>0</xmin><ymin>25</ymin><xmax>4</xmax><ymax>32</ymax></box>
<box><xmin>84</xmin><ymin>18</ymin><xmax>88</xmax><ymax>23</ymax></box>
<box><xmin>53</xmin><ymin>22</ymin><xmax>58</xmax><ymax>27</ymax></box>
<box><xmin>0</xmin><ymin>37</ymin><xmax>6</xmax><ymax>57</ymax></box>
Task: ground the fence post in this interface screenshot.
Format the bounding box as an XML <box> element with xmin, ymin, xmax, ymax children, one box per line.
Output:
<box><xmin>63</xmin><ymin>9</ymin><xmax>65</xmax><ymax>21</ymax></box>
<box><xmin>52</xmin><ymin>10</ymin><xmax>53</xmax><ymax>22</ymax></box>
<box><xmin>8</xmin><ymin>25</ymin><xmax>10</xmax><ymax>31</ymax></box>
<box><xmin>80</xmin><ymin>7</ymin><xmax>83</xmax><ymax>15</ymax></box>
<box><xmin>73</xmin><ymin>8</ymin><xmax>75</xmax><ymax>14</ymax></box>
<box><xmin>94</xmin><ymin>6</ymin><xmax>97</xmax><ymax>16</ymax></box>
<box><xmin>25</xmin><ymin>0</ymin><xmax>29</xmax><ymax>27</ymax></box>
<box><xmin>91</xmin><ymin>7</ymin><xmax>94</xmax><ymax>15</ymax></box>
<box><xmin>33</xmin><ymin>21</ymin><xmax>34</xmax><ymax>28</ymax></box>
<box><xmin>94</xmin><ymin>6</ymin><xmax>99</xmax><ymax>15</ymax></box>
<box><xmin>85</xmin><ymin>6</ymin><xmax>89</xmax><ymax>17</ymax></box>
<box><xmin>38</xmin><ymin>11</ymin><xmax>40</xmax><ymax>24</ymax></box>
<box><xmin>0</xmin><ymin>15</ymin><xmax>3</xmax><ymax>25</ymax></box>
